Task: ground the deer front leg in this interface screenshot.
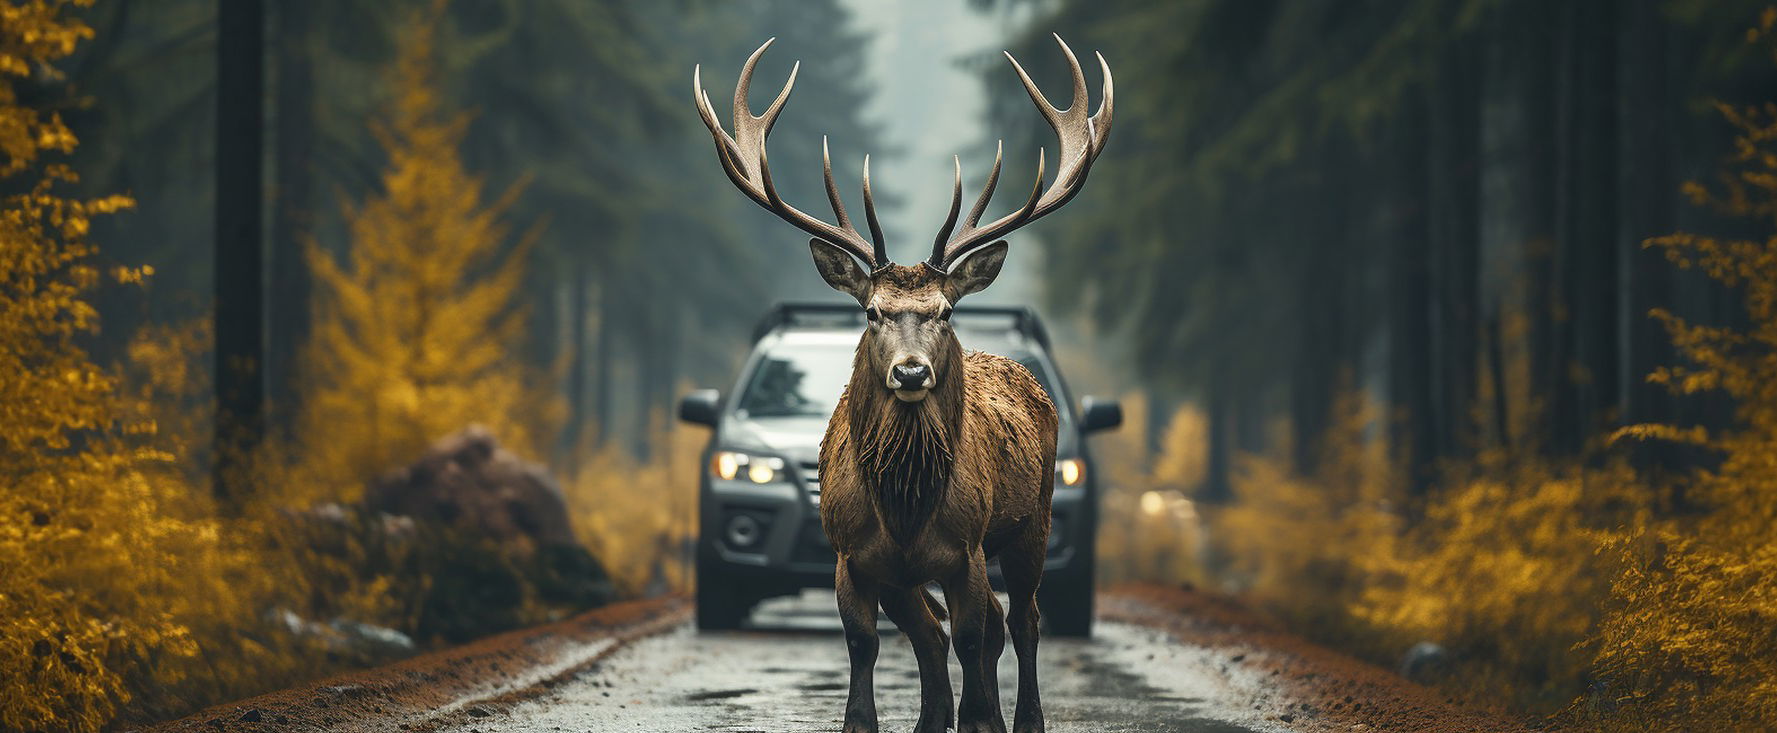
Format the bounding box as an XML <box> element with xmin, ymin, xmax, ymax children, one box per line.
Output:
<box><xmin>836</xmin><ymin>557</ymin><xmax>881</xmax><ymax>733</ymax></box>
<box><xmin>944</xmin><ymin>549</ymin><xmax>1008</xmax><ymax>733</ymax></box>
<box><xmin>879</xmin><ymin>586</ymin><xmax>953</xmax><ymax>733</ymax></box>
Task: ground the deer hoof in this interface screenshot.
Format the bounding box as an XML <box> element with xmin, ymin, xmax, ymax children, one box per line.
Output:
<box><xmin>913</xmin><ymin>713</ymin><xmax>951</xmax><ymax>733</ymax></box>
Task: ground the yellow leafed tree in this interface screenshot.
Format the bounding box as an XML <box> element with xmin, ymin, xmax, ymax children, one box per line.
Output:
<box><xmin>1588</xmin><ymin>21</ymin><xmax>1777</xmax><ymax>724</ymax></box>
<box><xmin>0</xmin><ymin>2</ymin><xmax>250</xmax><ymax>729</ymax></box>
<box><xmin>295</xmin><ymin>3</ymin><xmax>551</xmax><ymax>500</ymax></box>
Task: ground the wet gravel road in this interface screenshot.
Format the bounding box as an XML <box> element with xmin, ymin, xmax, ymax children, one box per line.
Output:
<box><xmin>440</xmin><ymin>591</ymin><xmax>1282</xmax><ymax>733</ymax></box>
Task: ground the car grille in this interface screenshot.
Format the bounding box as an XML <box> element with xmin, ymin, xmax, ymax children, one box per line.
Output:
<box><xmin>799</xmin><ymin>461</ymin><xmax>821</xmax><ymax>505</ymax></box>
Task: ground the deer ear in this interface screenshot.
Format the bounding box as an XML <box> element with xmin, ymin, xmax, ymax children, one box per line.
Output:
<box><xmin>809</xmin><ymin>238</ymin><xmax>871</xmax><ymax>304</ymax></box>
<box><xmin>943</xmin><ymin>241</ymin><xmax>1008</xmax><ymax>302</ymax></box>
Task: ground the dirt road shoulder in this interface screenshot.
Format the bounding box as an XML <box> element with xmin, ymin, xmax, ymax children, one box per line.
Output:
<box><xmin>138</xmin><ymin>596</ymin><xmax>688</xmax><ymax>733</ymax></box>
<box><xmin>1102</xmin><ymin>585</ymin><xmax>1536</xmax><ymax>733</ymax></box>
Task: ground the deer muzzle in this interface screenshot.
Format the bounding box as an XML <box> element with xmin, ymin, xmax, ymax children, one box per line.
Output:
<box><xmin>889</xmin><ymin>362</ymin><xmax>934</xmax><ymax>401</ymax></box>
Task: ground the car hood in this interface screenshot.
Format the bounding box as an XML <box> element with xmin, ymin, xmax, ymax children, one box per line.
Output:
<box><xmin>721</xmin><ymin>416</ymin><xmax>828</xmax><ymax>466</ymax></box>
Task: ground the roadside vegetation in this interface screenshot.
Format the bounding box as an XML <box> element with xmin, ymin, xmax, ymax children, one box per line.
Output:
<box><xmin>1058</xmin><ymin>6</ymin><xmax>1777</xmax><ymax>730</ymax></box>
<box><xmin>0</xmin><ymin>1</ymin><xmax>708</xmax><ymax>728</ymax></box>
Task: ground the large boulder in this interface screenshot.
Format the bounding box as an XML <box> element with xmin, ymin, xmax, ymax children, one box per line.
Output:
<box><xmin>366</xmin><ymin>426</ymin><xmax>577</xmax><ymax>548</ymax></box>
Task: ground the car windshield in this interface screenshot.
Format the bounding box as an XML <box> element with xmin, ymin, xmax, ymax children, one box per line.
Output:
<box><xmin>736</xmin><ymin>341</ymin><xmax>856</xmax><ymax>419</ymax></box>
<box><xmin>737</xmin><ymin>335</ymin><xmax>1068</xmax><ymax>424</ymax></box>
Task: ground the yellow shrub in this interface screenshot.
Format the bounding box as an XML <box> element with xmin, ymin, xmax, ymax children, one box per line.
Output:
<box><xmin>1351</xmin><ymin>458</ymin><xmax>1650</xmax><ymax>709</ymax></box>
<box><xmin>1586</xmin><ymin>534</ymin><xmax>1777</xmax><ymax>730</ymax></box>
<box><xmin>1095</xmin><ymin>397</ymin><xmax>1211</xmax><ymax>587</ymax></box>
<box><xmin>1201</xmin><ymin>391</ymin><xmax>1653</xmax><ymax>713</ymax></box>
<box><xmin>1584</xmin><ymin>41</ymin><xmax>1777</xmax><ymax>726</ymax></box>
<box><xmin>563</xmin><ymin>415</ymin><xmax>702</xmax><ymax>596</ymax></box>
<box><xmin>1214</xmin><ymin>392</ymin><xmax>1398</xmax><ymax>616</ymax></box>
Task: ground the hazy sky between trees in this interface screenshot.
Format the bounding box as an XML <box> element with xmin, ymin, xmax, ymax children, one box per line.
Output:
<box><xmin>832</xmin><ymin>0</ymin><xmax>1044</xmax><ymax>305</ymax></box>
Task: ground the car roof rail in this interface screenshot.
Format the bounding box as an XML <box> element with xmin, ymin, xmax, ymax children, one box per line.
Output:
<box><xmin>754</xmin><ymin>301</ymin><xmax>1051</xmax><ymax>352</ymax></box>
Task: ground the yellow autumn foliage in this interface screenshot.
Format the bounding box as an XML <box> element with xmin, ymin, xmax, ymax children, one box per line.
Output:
<box><xmin>563</xmin><ymin>415</ymin><xmax>703</xmax><ymax>597</ymax></box>
<box><xmin>1582</xmin><ymin>75</ymin><xmax>1777</xmax><ymax>730</ymax></box>
<box><xmin>1172</xmin><ymin>396</ymin><xmax>1657</xmax><ymax>715</ymax></box>
<box><xmin>291</xmin><ymin>2</ymin><xmax>555</xmax><ymax>504</ymax></box>
<box><xmin>0</xmin><ymin>2</ymin><xmax>255</xmax><ymax>729</ymax></box>
<box><xmin>1089</xmin><ymin>397</ymin><xmax>1208</xmax><ymax>586</ymax></box>
<box><xmin>1352</xmin><ymin>458</ymin><xmax>1652</xmax><ymax>710</ymax></box>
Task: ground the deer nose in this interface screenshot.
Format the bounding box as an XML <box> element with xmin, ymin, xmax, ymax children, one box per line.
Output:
<box><xmin>892</xmin><ymin>363</ymin><xmax>931</xmax><ymax>390</ymax></box>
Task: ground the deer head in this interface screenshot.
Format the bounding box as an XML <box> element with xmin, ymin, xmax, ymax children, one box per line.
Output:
<box><xmin>694</xmin><ymin>35</ymin><xmax>1113</xmax><ymax>402</ymax></box>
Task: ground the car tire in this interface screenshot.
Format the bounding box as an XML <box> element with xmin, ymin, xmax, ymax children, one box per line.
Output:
<box><xmin>1040</xmin><ymin>555</ymin><xmax>1095</xmax><ymax>637</ymax></box>
<box><xmin>695</xmin><ymin>554</ymin><xmax>751</xmax><ymax>631</ymax></box>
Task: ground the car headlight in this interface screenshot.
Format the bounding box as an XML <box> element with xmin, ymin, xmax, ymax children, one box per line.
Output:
<box><xmin>1056</xmin><ymin>457</ymin><xmax>1085</xmax><ymax>487</ymax></box>
<box><xmin>711</xmin><ymin>451</ymin><xmax>786</xmax><ymax>484</ymax></box>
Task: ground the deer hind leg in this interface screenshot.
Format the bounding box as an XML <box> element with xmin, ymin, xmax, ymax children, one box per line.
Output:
<box><xmin>879</xmin><ymin>586</ymin><xmax>953</xmax><ymax>733</ymax></box>
<box><xmin>1000</xmin><ymin>526</ymin><xmax>1048</xmax><ymax>733</ymax></box>
<box><xmin>836</xmin><ymin>558</ymin><xmax>881</xmax><ymax>733</ymax></box>
<box><xmin>943</xmin><ymin>549</ymin><xmax>1008</xmax><ymax>733</ymax></box>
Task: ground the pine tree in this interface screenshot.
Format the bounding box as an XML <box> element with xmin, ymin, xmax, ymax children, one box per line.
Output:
<box><xmin>297</xmin><ymin>1</ymin><xmax>548</xmax><ymax>498</ymax></box>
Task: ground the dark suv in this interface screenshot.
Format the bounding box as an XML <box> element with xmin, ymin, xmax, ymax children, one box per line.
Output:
<box><xmin>678</xmin><ymin>303</ymin><xmax>1121</xmax><ymax>636</ymax></box>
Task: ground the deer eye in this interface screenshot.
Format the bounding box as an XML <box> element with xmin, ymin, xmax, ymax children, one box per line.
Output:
<box><xmin>866</xmin><ymin>306</ymin><xmax>881</xmax><ymax>322</ymax></box>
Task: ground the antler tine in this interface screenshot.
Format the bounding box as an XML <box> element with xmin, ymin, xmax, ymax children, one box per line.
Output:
<box><xmin>933</xmin><ymin>156</ymin><xmax>964</xmax><ymax>258</ymax></box>
<box><xmin>823</xmin><ymin>139</ymin><xmax>888</xmax><ymax>265</ymax></box>
<box><xmin>929</xmin><ymin>34</ymin><xmax>1113</xmax><ymax>270</ymax></box>
<box><xmin>732</xmin><ymin>38</ymin><xmax>776</xmax><ymax>127</ymax></box>
<box><xmin>693</xmin><ymin>67</ymin><xmax>745</xmax><ymax>183</ymax></box>
<box><xmin>1058</xmin><ymin>33</ymin><xmax>1090</xmax><ymax>119</ymax></box>
<box><xmin>1004</xmin><ymin>51</ymin><xmax>1060</xmax><ymax>127</ymax></box>
<box><xmin>861</xmin><ymin>155</ymin><xmax>886</xmax><ymax>263</ymax></box>
<box><xmin>928</xmin><ymin>142</ymin><xmax>1007</xmax><ymax>266</ymax></box>
<box><xmin>1091</xmin><ymin>50</ymin><xmax>1115</xmax><ymax>157</ymax></box>
<box><xmin>967</xmin><ymin>140</ymin><xmax>1005</xmax><ymax>229</ymax></box>
<box><xmin>822</xmin><ymin>137</ymin><xmax>852</xmax><ymax>230</ymax></box>
<box><xmin>693</xmin><ymin>39</ymin><xmax>882</xmax><ymax>268</ymax></box>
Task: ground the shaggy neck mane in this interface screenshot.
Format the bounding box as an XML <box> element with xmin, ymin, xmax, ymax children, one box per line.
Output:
<box><xmin>846</xmin><ymin>336</ymin><xmax>965</xmax><ymax>546</ymax></box>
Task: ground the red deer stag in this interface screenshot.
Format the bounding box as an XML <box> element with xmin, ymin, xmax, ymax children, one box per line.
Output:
<box><xmin>694</xmin><ymin>34</ymin><xmax>1112</xmax><ymax>733</ymax></box>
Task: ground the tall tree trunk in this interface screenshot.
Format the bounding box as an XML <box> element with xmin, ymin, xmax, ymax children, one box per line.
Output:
<box><xmin>267</xmin><ymin>0</ymin><xmax>312</xmax><ymax>418</ymax></box>
<box><xmin>1427</xmin><ymin>32</ymin><xmax>1484</xmax><ymax>462</ymax></box>
<box><xmin>1290</xmin><ymin>142</ymin><xmax>1351</xmax><ymax>474</ymax></box>
<box><xmin>1200</xmin><ymin>379</ymin><xmax>1232</xmax><ymax>504</ymax></box>
<box><xmin>215</xmin><ymin>0</ymin><xmax>266</xmax><ymax>507</ymax></box>
<box><xmin>594</xmin><ymin>267</ymin><xmax>616</xmax><ymax>448</ymax></box>
<box><xmin>639</xmin><ymin>298</ymin><xmax>668</xmax><ymax>462</ymax></box>
<box><xmin>1551</xmin><ymin>0</ymin><xmax>1621</xmax><ymax>456</ymax></box>
<box><xmin>1495</xmin><ymin>0</ymin><xmax>1560</xmax><ymax>453</ymax></box>
<box><xmin>1390</xmin><ymin>98</ymin><xmax>1436</xmax><ymax>493</ymax></box>
<box><xmin>562</xmin><ymin>258</ymin><xmax>591</xmax><ymax>473</ymax></box>
<box><xmin>1478</xmin><ymin>0</ymin><xmax>1548</xmax><ymax>451</ymax></box>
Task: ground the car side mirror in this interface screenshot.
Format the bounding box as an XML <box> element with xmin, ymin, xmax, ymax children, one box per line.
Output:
<box><xmin>1079</xmin><ymin>396</ymin><xmax>1122</xmax><ymax>434</ymax></box>
<box><xmin>679</xmin><ymin>389</ymin><xmax>722</xmax><ymax>427</ymax></box>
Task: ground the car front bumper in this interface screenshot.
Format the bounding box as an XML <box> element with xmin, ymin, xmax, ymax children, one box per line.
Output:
<box><xmin>698</xmin><ymin>475</ymin><xmax>1091</xmax><ymax>595</ymax></box>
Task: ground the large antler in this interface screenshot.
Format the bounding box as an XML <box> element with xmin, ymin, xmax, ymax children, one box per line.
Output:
<box><xmin>929</xmin><ymin>34</ymin><xmax>1114</xmax><ymax>271</ymax></box>
<box><xmin>694</xmin><ymin>39</ymin><xmax>888</xmax><ymax>269</ymax></box>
